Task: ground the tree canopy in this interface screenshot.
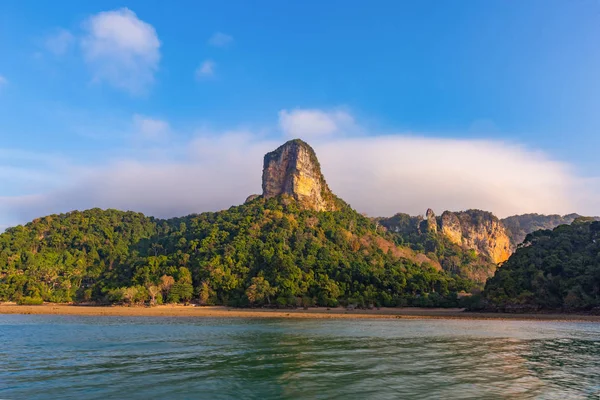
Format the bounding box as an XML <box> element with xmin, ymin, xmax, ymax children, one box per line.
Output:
<box><xmin>0</xmin><ymin>198</ymin><xmax>475</xmax><ymax>308</ymax></box>
<box><xmin>481</xmin><ymin>220</ymin><xmax>600</xmax><ymax>311</ymax></box>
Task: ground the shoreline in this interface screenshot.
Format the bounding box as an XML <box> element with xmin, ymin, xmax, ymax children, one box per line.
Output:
<box><xmin>1</xmin><ymin>304</ymin><xmax>599</xmax><ymax>322</ymax></box>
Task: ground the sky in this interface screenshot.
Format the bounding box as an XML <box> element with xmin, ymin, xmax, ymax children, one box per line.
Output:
<box><xmin>1</xmin><ymin>0</ymin><xmax>600</xmax><ymax>230</ymax></box>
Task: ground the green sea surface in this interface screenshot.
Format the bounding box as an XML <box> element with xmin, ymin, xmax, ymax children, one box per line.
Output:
<box><xmin>1</xmin><ymin>315</ymin><xmax>599</xmax><ymax>399</ymax></box>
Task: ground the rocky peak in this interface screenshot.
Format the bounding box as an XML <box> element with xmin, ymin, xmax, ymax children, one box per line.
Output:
<box><xmin>262</xmin><ymin>139</ymin><xmax>337</xmax><ymax>211</ymax></box>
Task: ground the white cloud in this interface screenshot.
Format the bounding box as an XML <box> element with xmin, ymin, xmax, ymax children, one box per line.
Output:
<box><xmin>45</xmin><ymin>28</ymin><xmax>75</xmax><ymax>55</ymax></box>
<box><xmin>0</xmin><ymin>132</ymin><xmax>274</xmax><ymax>224</ymax></box>
<box><xmin>81</xmin><ymin>8</ymin><xmax>160</xmax><ymax>94</ymax></box>
<box><xmin>195</xmin><ymin>60</ymin><xmax>215</xmax><ymax>79</ymax></box>
<box><xmin>208</xmin><ymin>32</ymin><xmax>233</xmax><ymax>47</ymax></box>
<box><xmin>278</xmin><ymin>108</ymin><xmax>355</xmax><ymax>139</ymax></box>
<box><xmin>1</xmin><ymin>109</ymin><xmax>599</xmax><ymax>228</ymax></box>
<box><xmin>317</xmin><ymin>136</ymin><xmax>577</xmax><ymax>217</ymax></box>
<box><xmin>132</xmin><ymin>114</ymin><xmax>170</xmax><ymax>142</ymax></box>
<box><xmin>0</xmin><ymin>75</ymin><xmax>7</xmax><ymax>86</ymax></box>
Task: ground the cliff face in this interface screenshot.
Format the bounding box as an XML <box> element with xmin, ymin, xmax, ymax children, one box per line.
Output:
<box><xmin>440</xmin><ymin>210</ymin><xmax>511</xmax><ymax>264</ymax></box>
<box><xmin>262</xmin><ymin>139</ymin><xmax>337</xmax><ymax>211</ymax></box>
<box><xmin>376</xmin><ymin>209</ymin><xmax>506</xmax><ymax>282</ymax></box>
<box><xmin>377</xmin><ymin>209</ymin><xmax>589</xmax><ymax>268</ymax></box>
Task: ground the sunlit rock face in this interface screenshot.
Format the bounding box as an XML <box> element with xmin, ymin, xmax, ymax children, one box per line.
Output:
<box><xmin>262</xmin><ymin>139</ymin><xmax>337</xmax><ymax>211</ymax></box>
<box><xmin>440</xmin><ymin>210</ymin><xmax>511</xmax><ymax>264</ymax></box>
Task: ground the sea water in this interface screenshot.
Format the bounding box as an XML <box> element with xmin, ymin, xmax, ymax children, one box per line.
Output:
<box><xmin>1</xmin><ymin>315</ymin><xmax>599</xmax><ymax>399</ymax></box>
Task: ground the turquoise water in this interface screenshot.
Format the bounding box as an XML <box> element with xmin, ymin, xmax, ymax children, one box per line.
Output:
<box><xmin>1</xmin><ymin>316</ymin><xmax>599</xmax><ymax>399</ymax></box>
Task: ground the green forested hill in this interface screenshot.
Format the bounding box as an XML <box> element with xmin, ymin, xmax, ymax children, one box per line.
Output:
<box><xmin>0</xmin><ymin>198</ymin><xmax>474</xmax><ymax>307</ymax></box>
<box><xmin>481</xmin><ymin>219</ymin><xmax>600</xmax><ymax>311</ymax></box>
<box><xmin>0</xmin><ymin>209</ymin><xmax>159</xmax><ymax>303</ymax></box>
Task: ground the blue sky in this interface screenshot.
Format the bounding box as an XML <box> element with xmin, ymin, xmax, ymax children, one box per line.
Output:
<box><xmin>1</xmin><ymin>1</ymin><xmax>600</xmax><ymax>229</ymax></box>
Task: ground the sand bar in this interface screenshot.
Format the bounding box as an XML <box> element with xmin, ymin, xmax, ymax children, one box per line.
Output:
<box><xmin>1</xmin><ymin>304</ymin><xmax>599</xmax><ymax>322</ymax></box>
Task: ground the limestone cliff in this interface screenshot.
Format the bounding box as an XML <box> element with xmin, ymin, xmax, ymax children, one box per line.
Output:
<box><xmin>440</xmin><ymin>210</ymin><xmax>511</xmax><ymax>264</ymax></box>
<box><xmin>262</xmin><ymin>139</ymin><xmax>338</xmax><ymax>211</ymax></box>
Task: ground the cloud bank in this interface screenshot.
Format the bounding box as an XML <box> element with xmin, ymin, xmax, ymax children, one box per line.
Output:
<box><xmin>1</xmin><ymin>109</ymin><xmax>597</xmax><ymax>229</ymax></box>
<box><xmin>81</xmin><ymin>8</ymin><xmax>161</xmax><ymax>94</ymax></box>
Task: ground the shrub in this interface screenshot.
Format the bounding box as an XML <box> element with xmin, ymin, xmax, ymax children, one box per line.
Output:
<box><xmin>17</xmin><ymin>296</ymin><xmax>44</xmax><ymax>305</ymax></box>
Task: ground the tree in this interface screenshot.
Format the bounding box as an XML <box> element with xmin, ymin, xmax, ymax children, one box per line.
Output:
<box><xmin>198</xmin><ymin>281</ymin><xmax>214</xmax><ymax>305</ymax></box>
<box><xmin>246</xmin><ymin>277</ymin><xmax>276</xmax><ymax>305</ymax></box>
<box><xmin>148</xmin><ymin>285</ymin><xmax>160</xmax><ymax>306</ymax></box>
<box><xmin>167</xmin><ymin>267</ymin><xmax>194</xmax><ymax>303</ymax></box>
<box><xmin>123</xmin><ymin>287</ymin><xmax>138</xmax><ymax>305</ymax></box>
<box><xmin>177</xmin><ymin>267</ymin><xmax>193</xmax><ymax>285</ymax></box>
<box><xmin>168</xmin><ymin>283</ymin><xmax>193</xmax><ymax>303</ymax></box>
<box><xmin>160</xmin><ymin>275</ymin><xmax>175</xmax><ymax>300</ymax></box>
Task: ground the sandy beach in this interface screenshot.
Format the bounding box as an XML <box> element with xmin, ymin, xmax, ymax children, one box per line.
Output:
<box><xmin>0</xmin><ymin>304</ymin><xmax>599</xmax><ymax>322</ymax></box>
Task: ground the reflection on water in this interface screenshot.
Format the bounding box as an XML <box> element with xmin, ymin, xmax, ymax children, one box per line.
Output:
<box><xmin>1</xmin><ymin>316</ymin><xmax>599</xmax><ymax>399</ymax></box>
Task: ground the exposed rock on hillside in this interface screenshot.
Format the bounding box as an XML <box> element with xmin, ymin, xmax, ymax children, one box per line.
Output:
<box><xmin>262</xmin><ymin>139</ymin><xmax>338</xmax><ymax>211</ymax></box>
<box><xmin>377</xmin><ymin>209</ymin><xmax>600</xmax><ymax>274</ymax></box>
<box><xmin>378</xmin><ymin>209</ymin><xmax>511</xmax><ymax>265</ymax></box>
<box><xmin>440</xmin><ymin>210</ymin><xmax>511</xmax><ymax>264</ymax></box>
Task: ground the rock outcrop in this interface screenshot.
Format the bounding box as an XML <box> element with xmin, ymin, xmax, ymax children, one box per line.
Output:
<box><xmin>244</xmin><ymin>194</ymin><xmax>260</xmax><ymax>204</ymax></box>
<box><xmin>423</xmin><ymin>208</ymin><xmax>437</xmax><ymax>233</ymax></box>
<box><xmin>440</xmin><ymin>210</ymin><xmax>511</xmax><ymax>264</ymax></box>
<box><xmin>262</xmin><ymin>139</ymin><xmax>337</xmax><ymax>211</ymax></box>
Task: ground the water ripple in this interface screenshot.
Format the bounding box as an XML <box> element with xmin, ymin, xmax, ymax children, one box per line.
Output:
<box><xmin>0</xmin><ymin>316</ymin><xmax>599</xmax><ymax>399</ymax></box>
